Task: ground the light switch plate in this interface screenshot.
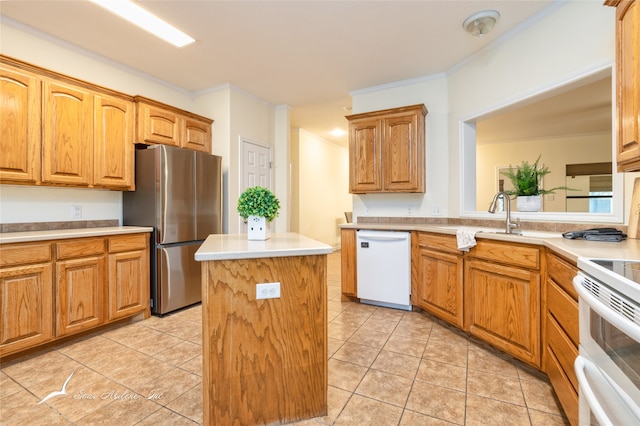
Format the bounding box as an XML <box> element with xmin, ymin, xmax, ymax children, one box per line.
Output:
<box><xmin>256</xmin><ymin>282</ymin><xmax>281</xmax><ymax>299</ymax></box>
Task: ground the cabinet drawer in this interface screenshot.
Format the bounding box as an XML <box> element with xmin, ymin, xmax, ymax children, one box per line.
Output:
<box><xmin>108</xmin><ymin>233</ymin><xmax>148</xmax><ymax>253</ymax></box>
<box><xmin>546</xmin><ymin>313</ymin><xmax>578</xmax><ymax>392</ymax></box>
<box><xmin>418</xmin><ymin>233</ymin><xmax>459</xmax><ymax>254</ymax></box>
<box><xmin>547</xmin><ymin>279</ymin><xmax>579</xmax><ymax>345</ymax></box>
<box><xmin>547</xmin><ymin>253</ymin><xmax>578</xmax><ymax>299</ymax></box>
<box><xmin>0</xmin><ymin>242</ymin><xmax>52</xmax><ymax>267</ymax></box>
<box><xmin>469</xmin><ymin>240</ymin><xmax>540</xmax><ymax>269</ymax></box>
<box><xmin>545</xmin><ymin>343</ymin><xmax>578</xmax><ymax>426</ymax></box>
<box><xmin>56</xmin><ymin>238</ymin><xmax>105</xmax><ymax>260</ymax></box>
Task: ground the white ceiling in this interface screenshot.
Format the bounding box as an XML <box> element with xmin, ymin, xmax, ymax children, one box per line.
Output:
<box><xmin>1</xmin><ymin>1</ymin><xmax>567</xmax><ymax>146</ymax></box>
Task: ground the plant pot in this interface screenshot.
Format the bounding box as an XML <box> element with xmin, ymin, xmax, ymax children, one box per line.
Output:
<box><xmin>247</xmin><ymin>215</ymin><xmax>270</xmax><ymax>240</ymax></box>
<box><xmin>516</xmin><ymin>195</ymin><xmax>542</xmax><ymax>212</ymax></box>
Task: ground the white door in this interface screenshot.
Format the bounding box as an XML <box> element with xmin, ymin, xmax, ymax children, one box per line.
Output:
<box><xmin>240</xmin><ymin>138</ymin><xmax>272</xmax><ymax>232</ymax></box>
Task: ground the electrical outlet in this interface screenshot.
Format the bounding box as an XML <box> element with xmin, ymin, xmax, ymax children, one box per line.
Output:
<box><xmin>407</xmin><ymin>207</ymin><xmax>412</xmax><ymax>216</ymax></box>
<box><xmin>256</xmin><ymin>282</ymin><xmax>281</xmax><ymax>300</ymax></box>
<box><xmin>431</xmin><ymin>207</ymin><xmax>441</xmax><ymax>216</ymax></box>
<box><xmin>71</xmin><ymin>205</ymin><xmax>82</xmax><ymax>219</ymax></box>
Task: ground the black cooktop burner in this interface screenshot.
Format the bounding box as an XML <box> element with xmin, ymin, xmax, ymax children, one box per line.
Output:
<box><xmin>593</xmin><ymin>259</ymin><xmax>640</xmax><ymax>285</ymax></box>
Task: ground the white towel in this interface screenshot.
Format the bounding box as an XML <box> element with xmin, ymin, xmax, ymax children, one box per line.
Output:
<box><xmin>456</xmin><ymin>229</ymin><xmax>477</xmax><ymax>252</ymax></box>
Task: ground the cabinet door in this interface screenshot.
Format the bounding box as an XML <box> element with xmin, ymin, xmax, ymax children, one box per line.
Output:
<box><xmin>417</xmin><ymin>248</ymin><xmax>464</xmax><ymax>328</ymax></box>
<box><xmin>56</xmin><ymin>256</ymin><xmax>105</xmax><ymax>336</ymax></box>
<box><xmin>349</xmin><ymin>118</ymin><xmax>382</xmax><ymax>193</ymax></box>
<box><xmin>0</xmin><ymin>65</ymin><xmax>41</xmax><ymax>184</ymax></box>
<box><xmin>340</xmin><ymin>229</ymin><xmax>357</xmax><ymax>297</ymax></box>
<box><xmin>464</xmin><ymin>258</ymin><xmax>541</xmax><ymax>367</ymax></box>
<box><xmin>183</xmin><ymin>116</ymin><xmax>212</xmax><ymax>153</ymax></box>
<box><xmin>108</xmin><ymin>249</ymin><xmax>149</xmax><ymax>320</ymax></box>
<box><xmin>42</xmin><ymin>80</ymin><xmax>93</xmax><ymax>186</ymax></box>
<box><xmin>614</xmin><ymin>0</ymin><xmax>640</xmax><ymax>171</ymax></box>
<box><xmin>0</xmin><ymin>263</ymin><xmax>53</xmax><ymax>356</ymax></box>
<box><xmin>383</xmin><ymin>111</ymin><xmax>424</xmax><ymax>192</ymax></box>
<box><xmin>136</xmin><ymin>101</ymin><xmax>181</xmax><ymax>147</ymax></box>
<box><xmin>94</xmin><ymin>94</ymin><xmax>135</xmax><ymax>189</ymax></box>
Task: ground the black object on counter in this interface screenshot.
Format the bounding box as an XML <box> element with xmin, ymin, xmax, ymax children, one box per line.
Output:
<box><xmin>562</xmin><ymin>227</ymin><xmax>627</xmax><ymax>241</ymax></box>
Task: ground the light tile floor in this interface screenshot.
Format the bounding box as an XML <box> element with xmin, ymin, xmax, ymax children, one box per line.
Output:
<box><xmin>0</xmin><ymin>251</ymin><xmax>568</xmax><ymax>425</ymax></box>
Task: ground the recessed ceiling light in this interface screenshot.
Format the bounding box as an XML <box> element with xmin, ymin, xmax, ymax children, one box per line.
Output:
<box><xmin>331</xmin><ymin>128</ymin><xmax>346</xmax><ymax>137</ymax></box>
<box><xmin>90</xmin><ymin>0</ymin><xmax>196</xmax><ymax>48</ymax></box>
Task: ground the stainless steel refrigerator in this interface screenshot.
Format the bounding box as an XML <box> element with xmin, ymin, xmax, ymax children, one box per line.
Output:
<box><xmin>123</xmin><ymin>145</ymin><xmax>222</xmax><ymax>315</ymax></box>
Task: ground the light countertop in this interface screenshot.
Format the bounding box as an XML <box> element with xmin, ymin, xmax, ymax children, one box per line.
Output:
<box><xmin>0</xmin><ymin>226</ymin><xmax>153</xmax><ymax>244</ymax></box>
<box><xmin>340</xmin><ymin>223</ymin><xmax>640</xmax><ymax>262</ymax></box>
<box><xmin>195</xmin><ymin>232</ymin><xmax>333</xmax><ymax>261</ymax></box>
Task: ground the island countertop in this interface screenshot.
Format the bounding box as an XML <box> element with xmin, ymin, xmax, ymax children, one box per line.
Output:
<box><xmin>194</xmin><ymin>232</ymin><xmax>333</xmax><ymax>261</ymax></box>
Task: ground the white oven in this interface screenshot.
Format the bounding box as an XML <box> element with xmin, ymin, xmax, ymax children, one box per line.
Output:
<box><xmin>573</xmin><ymin>258</ymin><xmax>640</xmax><ymax>426</ymax></box>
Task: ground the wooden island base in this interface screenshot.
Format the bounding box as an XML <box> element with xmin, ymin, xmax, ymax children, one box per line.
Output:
<box><xmin>201</xmin><ymin>254</ymin><xmax>328</xmax><ymax>425</ymax></box>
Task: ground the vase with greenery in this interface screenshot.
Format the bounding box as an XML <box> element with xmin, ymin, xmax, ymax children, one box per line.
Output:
<box><xmin>237</xmin><ymin>186</ymin><xmax>280</xmax><ymax>240</ymax></box>
<box><xmin>501</xmin><ymin>155</ymin><xmax>574</xmax><ymax>212</ymax></box>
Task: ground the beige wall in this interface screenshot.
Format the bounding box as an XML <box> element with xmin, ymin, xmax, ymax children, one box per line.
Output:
<box><xmin>476</xmin><ymin>133</ymin><xmax>612</xmax><ymax>211</ymax></box>
<box><xmin>292</xmin><ymin>129</ymin><xmax>351</xmax><ymax>248</ymax></box>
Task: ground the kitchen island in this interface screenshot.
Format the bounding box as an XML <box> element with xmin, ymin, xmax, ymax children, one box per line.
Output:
<box><xmin>195</xmin><ymin>233</ymin><xmax>332</xmax><ymax>425</ymax></box>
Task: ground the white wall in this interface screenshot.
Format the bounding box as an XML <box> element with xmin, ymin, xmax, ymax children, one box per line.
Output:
<box><xmin>350</xmin><ymin>76</ymin><xmax>449</xmax><ymax>222</ymax></box>
<box><xmin>0</xmin><ymin>20</ymin><xmax>280</xmax><ymax>232</ymax></box>
<box><xmin>347</xmin><ymin>1</ymin><xmax>635</xmax><ymax>224</ymax></box>
<box><xmin>293</xmin><ymin>129</ymin><xmax>351</xmax><ymax>248</ymax></box>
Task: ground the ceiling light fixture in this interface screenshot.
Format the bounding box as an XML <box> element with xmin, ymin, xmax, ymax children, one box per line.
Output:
<box><xmin>463</xmin><ymin>10</ymin><xmax>500</xmax><ymax>37</ymax></box>
<box><xmin>90</xmin><ymin>0</ymin><xmax>196</xmax><ymax>48</ymax></box>
<box><xmin>331</xmin><ymin>128</ymin><xmax>346</xmax><ymax>137</ymax></box>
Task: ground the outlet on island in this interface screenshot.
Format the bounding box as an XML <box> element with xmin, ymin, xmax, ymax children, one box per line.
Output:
<box><xmin>256</xmin><ymin>282</ymin><xmax>281</xmax><ymax>299</ymax></box>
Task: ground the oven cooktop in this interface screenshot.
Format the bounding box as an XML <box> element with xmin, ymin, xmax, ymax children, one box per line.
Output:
<box><xmin>578</xmin><ymin>258</ymin><xmax>640</xmax><ymax>304</ymax></box>
<box><xmin>592</xmin><ymin>259</ymin><xmax>640</xmax><ymax>286</ymax></box>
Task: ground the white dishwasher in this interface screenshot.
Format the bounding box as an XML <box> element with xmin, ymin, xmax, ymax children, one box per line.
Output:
<box><xmin>356</xmin><ymin>230</ymin><xmax>411</xmax><ymax>311</ymax></box>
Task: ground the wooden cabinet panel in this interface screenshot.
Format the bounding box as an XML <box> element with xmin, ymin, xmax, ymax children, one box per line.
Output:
<box><xmin>546</xmin><ymin>279</ymin><xmax>579</xmax><ymax>346</ymax></box>
<box><xmin>464</xmin><ymin>258</ymin><xmax>540</xmax><ymax>367</ymax></box>
<box><xmin>0</xmin><ymin>65</ymin><xmax>41</xmax><ymax>184</ymax></box>
<box><xmin>545</xmin><ymin>344</ymin><xmax>579</xmax><ymax>426</ymax></box>
<box><xmin>340</xmin><ymin>228</ymin><xmax>357</xmax><ymax>297</ymax></box>
<box><xmin>470</xmin><ymin>239</ymin><xmax>540</xmax><ymax>270</ymax></box>
<box><xmin>42</xmin><ymin>80</ymin><xmax>93</xmax><ymax>186</ymax></box>
<box><xmin>56</xmin><ymin>238</ymin><xmax>105</xmax><ymax>260</ymax></box>
<box><xmin>547</xmin><ymin>252</ymin><xmax>578</xmax><ymax>299</ymax></box>
<box><xmin>93</xmin><ymin>94</ymin><xmax>135</xmax><ymax>189</ymax></box>
<box><xmin>0</xmin><ymin>242</ymin><xmax>51</xmax><ymax>267</ymax></box>
<box><xmin>417</xmin><ymin>247</ymin><xmax>464</xmax><ymax>328</ymax></box>
<box><xmin>349</xmin><ymin>117</ymin><xmax>382</xmax><ymax>192</ymax></box>
<box><xmin>108</xmin><ymin>249</ymin><xmax>148</xmax><ymax>320</ymax></box>
<box><xmin>607</xmin><ymin>0</ymin><xmax>640</xmax><ymax>171</ymax></box>
<box><xmin>383</xmin><ymin>111</ymin><xmax>423</xmax><ymax>192</ymax></box>
<box><xmin>108</xmin><ymin>233</ymin><xmax>147</xmax><ymax>253</ymax></box>
<box><xmin>56</xmin><ymin>255</ymin><xmax>105</xmax><ymax>336</ymax></box>
<box><xmin>546</xmin><ymin>314</ymin><xmax>578</xmax><ymax>392</ymax></box>
<box><xmin>418</xmin><ymin>232</ymin><xmax>459</xmax><ymax>254</ymax></box>
<box><xmin>136</xmin><ymin>100</ymin><xmax>181</xmax><ymax>147</ymax></box>
<box><xmin>183</xmin><ymin>116</ymin><xmax>213</xmax><ymax>153</ymax></box>
<box><xmin>0</xmin><ymin>263</ymin><xmax>53</xmax><ymax>356</ymax></box>
<box><xmin>347</xmin><ymin>104</ymin><xmax>426</xmax><ymax>193</ymax></box>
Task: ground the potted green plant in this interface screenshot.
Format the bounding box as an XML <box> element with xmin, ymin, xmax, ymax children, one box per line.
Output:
<box><xmin>501</xmin><ymin>155</ymin><xmax>574</xmax><ymax>212</ymax></box>
<box><xmin>237</xmin><ymin>186</ymin><xmax>280</xmax><ymax>240</ymax></box>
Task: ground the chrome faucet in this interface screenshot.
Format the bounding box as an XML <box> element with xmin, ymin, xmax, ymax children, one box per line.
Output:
<box><xmin>488</xmin><ymin>192</ymin><xmax>520</xmax><ymax>234</ymax></box>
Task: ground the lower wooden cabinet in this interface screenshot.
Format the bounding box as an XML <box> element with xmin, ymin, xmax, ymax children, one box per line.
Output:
<box><xmin>0</xmin><ymin>263</ymin><xmax>54</xmax><ymax>356</ymax></box>
<box><xmin>543</xmin><ymin>252</ymin><xmax>579</xmax><ymax>425</ymax></box>
<box><xmin>56</xmin><ymin>255</ymin><xmax>105</xmax><ymax>337</ymax></box>
<box><xmin>108</xmin><ymin>234</ymin><xmax>149</xmax><ymax>320</ymax></box>
<box><xmin>0</xmin><ymin>233</ymin><xmax>149</xmax><ymax>357</ymax></box>
<box><xmin>340</xmin><ymin>228</ymin><xmax>357</xmax><ymax>297</ymax></box>
<box><xmin>415</xmin><ymin>233</ymin><xmax>464</xmax><ymax>328</ymax></box>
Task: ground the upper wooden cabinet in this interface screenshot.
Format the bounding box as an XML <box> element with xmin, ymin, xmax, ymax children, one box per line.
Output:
<box><xmin>42</xmin><ymin>80</ymin><xmax>94</xmax><ymax>186</ymax></box>
<box><xmin>346</xmin><ymin>104</ymin><xmax>427</xmax><ymax>193</ymax></box>
<box><xmin>135</xmin><ymin>96</ymin><xmax>213</xmax><ymax>153</ymax></box>
<box><xmin>94</xmin><ymin>94</ymin><xmax>135</xmax><ymax>189</ymax></box>
<box><xmin>606</xmin><ymin>0</ymin><xmax>640</xmax><ymax>171</ymax></box>
<box><xmin>0</xmin><ymin>65</ymin><xmax>41</xmax><ymax>183</ymax></box>
<box><xmin>0</xmin><ymin>56</ymin><xmax>136</xmax><ymax>190</ymax></box>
